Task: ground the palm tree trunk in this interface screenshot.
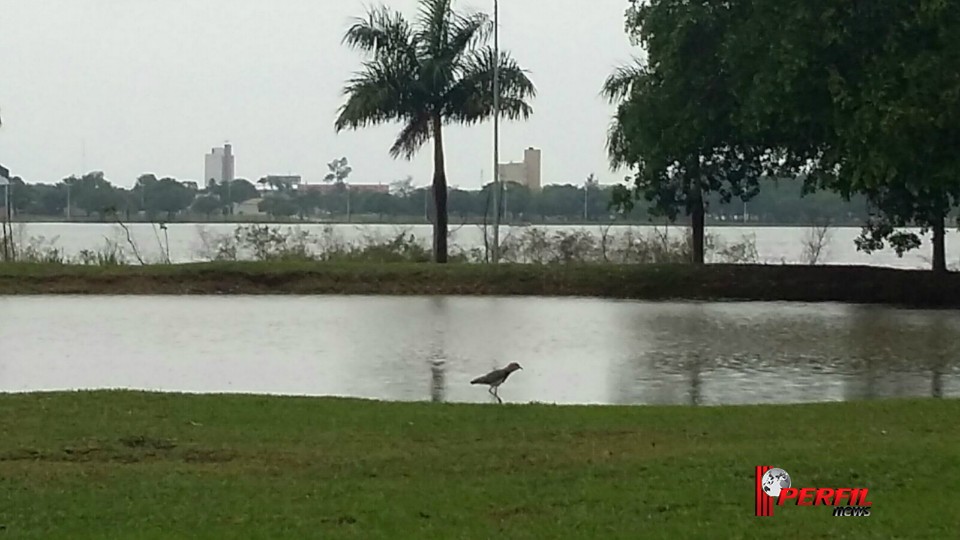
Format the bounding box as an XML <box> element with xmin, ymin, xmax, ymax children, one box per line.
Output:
<box><xmin>432</xmin><ymin>116</ymin><xmax>449</xmax><ymax>263</ymax></box>
<box><xmin>932</xmin><ymin>210</ymin><xmax>946</xmax><ymax>273</ymax></box>
<box><xmin>691</xmin><ymin>184</ymin><xmax>705</xmax><ymax>265</ymax></box>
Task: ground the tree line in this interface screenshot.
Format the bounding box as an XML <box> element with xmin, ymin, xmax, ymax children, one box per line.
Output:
<box><xmin>0</xmin><ymin>170</ymin><xmax>870</xmax><ymax>225</ymax></box>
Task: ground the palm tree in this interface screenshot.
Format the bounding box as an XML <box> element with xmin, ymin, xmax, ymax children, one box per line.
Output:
<box><xmin>335</xmin><ymin>0</ymin><xmax>536</xmax><ymax>263</ymax></box>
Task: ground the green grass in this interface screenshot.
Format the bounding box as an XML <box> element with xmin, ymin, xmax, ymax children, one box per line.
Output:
<box><xmin>0</xmin><ymin>392</ymin><xmax>956</xmax><ymax>538</ymax></box>
<box><xmin>0</xmin><ymin>261</ymin><xmax>958</xmax><ymax>307</ymax></box>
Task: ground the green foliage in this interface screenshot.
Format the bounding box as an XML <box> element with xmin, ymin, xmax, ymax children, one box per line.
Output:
<box><xmin>2</xmin><ymin>176</ymin><xmax>879</xmax><ymax>225</ymax></box>
<box><xmin>196</xmin><ymin>224</ymin><xmax>435</xmax><ymax>263</ymax></box>
<box><xmin>64</xmin><ymin>172</ymin><xmax>123</xmax><ymax>219</ymax></box>
<box><xmin>257</xmin><ymin>196</ymin><xmax>298</xmax><ymax>218</ymax></box>
<box><xmin>190</xmin><ymin>194</ymin><xmax>222</xmax><ymax>217</ymax></box>
<box><xmin>75</xmin><ymin>240</ymin><xmax>128</xmax><ymax>266</ymax></box>
<box><xmin>323</xmin><ymin>157</ymin><xmax>353</xmax><ymax>185</ymax></box>
<box><xmin>723</xmin><ymin>0</ymin><xmax>960</xmax><ymax>270</ymax></box>
<box><xmin>6</xmin><ymin>234</ymin><xmax>65</xmax><ymax>264</ymax></box>
<box><xmin>604</xmin><ymin>0</ymin><xmax>768</xmax><ymax>264</ymax></box>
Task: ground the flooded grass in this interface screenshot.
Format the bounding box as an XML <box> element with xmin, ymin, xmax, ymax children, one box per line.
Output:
<box><xmin>0</xmin><ymin>391</ymin><xmax>956</xmax><ymax>538</ymax></box>
<box><xmin>1</xmin><ymin>261</ymin><xmax>959</xmax><ymax>307</ymax></box>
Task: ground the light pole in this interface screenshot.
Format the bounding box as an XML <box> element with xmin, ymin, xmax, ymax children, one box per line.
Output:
<box><xmin>584</xmin><ymin>181</ymin><xmax>588</xmax><ymax>221</ymax></box>
<box><xmin>491</xmin><ymin>0</ymin><xmax>501</xmax><ymax>263</ymax></box>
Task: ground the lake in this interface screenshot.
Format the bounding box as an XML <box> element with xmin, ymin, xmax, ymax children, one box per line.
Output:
<box><xmin>7</xmin><ymin>221</ymin><xmax>960</xmax><ymax>268</ymax></box>
<box><xmin>1</xmin><ymin>296</ymin><xmax>956</xmax><ymax>405</ymax></box>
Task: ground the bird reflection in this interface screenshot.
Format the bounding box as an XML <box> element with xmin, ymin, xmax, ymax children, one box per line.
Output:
<box><xmin>430</xmin><ymin>359</ymin><xmax>446</xmax><ymax>403</ymax></box>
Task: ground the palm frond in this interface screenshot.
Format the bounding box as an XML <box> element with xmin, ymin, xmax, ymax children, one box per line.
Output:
<box><xmin>602</xmin><ymin>57</ymin><xmax>646</xmax><ymax>103</ymax></box>
<box><xmin>343</xmin><ymin>5</ymin><xmax>417</xmax><ymax>61</ymax></box>
<box><xmin>416</xmin><ymin>0</ymin><xmax>454</xmax><ymax>59</ymax></box>
<box><xmin>390</xmin><ymin>113</ymin><xmax>433</xmax><ymax>159</ymax></box>
<box><xmin>445</xmin><ymin>11</ymin><xmax>491</xmax><ymax>63</ymax></box>
<box><xmin>335</xmin><ymin>57</ymin><xmax>416</xmax><ymax>132</ymax></box>
<box><xmin>443</xmin><ymin>46</ymin><xmax>536</xmax><ymax>124</ymax></box>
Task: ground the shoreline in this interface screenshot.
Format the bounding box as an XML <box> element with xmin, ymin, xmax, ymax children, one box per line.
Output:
<box><xmin>3</xmin><ymin>217</ymin><xmax>868</xmax><ymax>228</ymax></box>
<box><xmin>0</xmin><ymin>262</ymin><xmax>955</xmax><ymax>307</ymax></box>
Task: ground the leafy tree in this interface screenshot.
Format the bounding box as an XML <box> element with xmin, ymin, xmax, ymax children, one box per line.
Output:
<box><xmin>208</xmin><ymin>178</ymin><xmax>259</xmax><ymax>215</ymax></box>
<box><xmin>537</xmin><ymin>185</ymin><xmax>583</xmax><ymax>220</ymax></box>
<box><xmin>324</xmin><ymin>157</ymin><xmax>353</xmax><ymax>185</ymax></box>
<box><xmin>224</xmin><ymin>179</ymin><xmax>259</xmax><ymax>205</ymax></box>
<box><xmin>258</xmin><ymin>196</ymin><xmax>298</xmax><ymax>218</ymax></box>
<box><xmin>294</xmin><ymin>193</ymin><xmax>317</xmax><ymax>220</ymax></box>
<box><xmin>191</xmin><ymin>195</ymin><xmax>222</xmax><ymax>218</ymax></box>
<box><xmin>448</xmin><ymin>188</ymin><xmax>477</xmax><ymax>220</ymax></box>
<box><xmin>65</xmin><ymin>172</ymin><xmax>122</xmax><ymax>219</ymax></box>
<box><xmin>604</xmin><ymin>0</ymin><xmax>765</xmax><ymax>263</ymax></box>
<box><xmin>726</xmin><ymin>0</ymin><xmax>960</xmax><ymax>271</ymax></box>
<box><xmin>359</xmin><ymin>191</ymin><xmax>394</xmax><ymax>220</ymax></box>
<box><xmin>33</xmin><ymin>183</ymin><xmax>68</xmax><ymax>216</ymax></box>
<box><xmin>335</xmin><ymin>0</ymin><xmax>536</xmax><ymax>263</ymax></box>
<box><xmin>503</xmin><ymin>181</ymin><xmax>531</xmax><ymax>219</ymax></box>
<box><xmin>0</xmin><ymin>177</ymin><xmax>33</xmax><ymax>214</ymax></box>
<box><xmin>390</xmin><ymin>176</ymin><xmax>415</xmax><ymax>197</ymax></box>
<box><xmin>149</xmin><ymin>177</ymin><xmax>195</xmax><ymax>220</ymax></box>
<box><xmin>831</xmin><ymin>1</ymin><xmax>960</xmax><ymax>272</ymax></box>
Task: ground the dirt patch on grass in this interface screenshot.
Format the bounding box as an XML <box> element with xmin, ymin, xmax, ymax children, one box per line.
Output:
<box><xmin>0</xmin><ymin>436</ymin><xmax>239</xmax><ymax>465</ymax></box>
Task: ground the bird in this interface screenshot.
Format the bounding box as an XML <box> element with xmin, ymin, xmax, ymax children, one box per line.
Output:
<box><xmin>471</xmin><ymin>362</ymin><xmax>523</xmax><ymax>404</ymax></box>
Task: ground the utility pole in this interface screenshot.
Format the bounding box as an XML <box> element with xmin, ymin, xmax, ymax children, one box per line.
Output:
<box><xmin>491</xmin><ymin>0</ymin><xmax>501</xmax><ymax>263</ymax></box>
<box><xmin>584</xmin><ymin>181</ymin><xmax>588</xmax><ymax>221</ymax></box>
<box><xmin>503</xmin><ymin>183</ymin><xmax>508</xmax><ymax>221</ymax></box>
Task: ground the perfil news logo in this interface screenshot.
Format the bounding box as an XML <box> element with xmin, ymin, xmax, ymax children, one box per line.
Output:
<box><xmin>754</xmin><ymin>466</ymin><xmax>873</xmax><ymax>517</ymax></box>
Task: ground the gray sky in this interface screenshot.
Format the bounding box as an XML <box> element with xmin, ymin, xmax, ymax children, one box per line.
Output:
<box><xmin>0</xmin><ymin>0</ymin><xmax>636</xmax><ymax>189</ymax></box>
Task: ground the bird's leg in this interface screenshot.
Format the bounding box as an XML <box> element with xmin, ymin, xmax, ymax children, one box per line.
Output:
<box><xmin>493</xmin><ymin>386</ymin><xmax>502</xmax><ymax>404</ymax></box>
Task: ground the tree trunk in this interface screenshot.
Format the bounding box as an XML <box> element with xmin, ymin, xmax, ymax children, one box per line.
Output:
<box><xmin>932</xmin><ymin>211</ymin><xmax>947</xmax><ymax>273</ymax></box>
<box><xmin>431</xmin><ymin>116</ymin><xmax>449</xmax><ymax>263</ymax></box>
<box><xmin>691</xmin><ymin>184</ymin><xmax>705</xmax><ymax>264</ymax></box>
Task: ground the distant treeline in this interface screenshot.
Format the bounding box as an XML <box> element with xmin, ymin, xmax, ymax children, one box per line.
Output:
<box><xmin>0</xmin><ymin>172</ymin><xmax>870</xmax><ymax>225</ymax></box>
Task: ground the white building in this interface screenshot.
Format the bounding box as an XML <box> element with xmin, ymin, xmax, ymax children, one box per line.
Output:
<box><xmin>498</xmin><ymin>147</ymin><xmax>542</xmax><ymax>191</ymax></box>
<box><xmin>204</xmin><ymin>144</ymin><xmax>235</xmax><ymax>187</ymax></box>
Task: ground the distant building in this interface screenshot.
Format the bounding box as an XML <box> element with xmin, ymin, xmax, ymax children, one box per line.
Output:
<box><xmin>204</xmin><ymin>144</ymin><xmax>235</xmax><ymax>187</ymax></box>
<box><xmin>498</xmin><ymin>147</ymin><xmax>541</xmax><ymax>191</ymax></box>
<box><xmin>298</xmin><ymin>183</ymin><xmax>389</xmax><ymax>195</ymax></box>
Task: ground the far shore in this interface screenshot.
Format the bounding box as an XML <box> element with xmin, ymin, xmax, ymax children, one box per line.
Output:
<box><xmin>0</xmin><ymin>261</ymin><xmax>955</xmax><ymax>307</ymax></box>
<box><xmin>1</xmin><ymin>215</ymin><xmax>869</xmax><ymax>228</ymax></box>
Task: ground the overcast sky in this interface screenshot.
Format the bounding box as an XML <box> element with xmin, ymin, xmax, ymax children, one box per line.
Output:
<box><xmin>0</xmin><ymin>0</ymin><xmax>636</xmax><ymax>189</ymax></box>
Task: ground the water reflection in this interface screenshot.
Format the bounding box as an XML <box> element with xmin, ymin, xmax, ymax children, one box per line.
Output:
<box><xmin>430</xmin><ymin>359</ymin><xmax>445</xmax><ymax>403</ymax></box>
<box><xmin>0</xmin><ymin>296</ymin><xmax>958</xmax><ymax>406</ymax></box>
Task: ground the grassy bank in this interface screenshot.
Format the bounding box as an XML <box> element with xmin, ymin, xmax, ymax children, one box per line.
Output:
<box><xmin>0</xmin><ymin>261</ymin><xmax>958</xmax><ymax>307</ymax></box>
<box><xmin>0</xmin><ymin>392</ymin><xmax>955</xmax><ymax>538</ymax></box>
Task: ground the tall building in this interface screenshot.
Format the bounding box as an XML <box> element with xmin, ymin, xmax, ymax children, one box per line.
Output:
<box><xmin>204</xmin><ymin>143</ymin><xmax>235</xmax><ymax>187</ymax></box>
<box><xmin>497</xmin><ymin>147</ymin><xmax>541</xmax><ymax>191</ymax></box>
